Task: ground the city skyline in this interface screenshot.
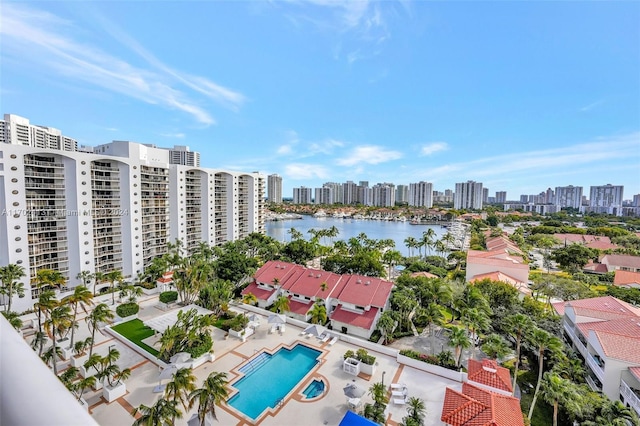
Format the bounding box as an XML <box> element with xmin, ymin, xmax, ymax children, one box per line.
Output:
<box><xmin>1</xmin><ymin>2</ymin><xmax>639</xmax><ymax>198</ymax></box>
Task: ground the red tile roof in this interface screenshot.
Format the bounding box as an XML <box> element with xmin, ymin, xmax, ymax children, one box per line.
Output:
<box><xmin>282</xmin><ymin>268</ymin><xmax>342</xmax><ymax>299</ymax></box>
<box><xmin>583</xmin><ymin>262</ymin><xmax>609</xmax><ymax>273</ymax></box>
<box><xmin>469</xmin><ymin>272</ymin><xmax>532</xmax><ymax>296</ymax></box>
<box><xmin>594</xmin><ymin>332</ymin><xmax>640</xmax><ymax>364</ymax></box>
<box><xmin>601</xmin><ymin>254</ymin><xmax>640</xmax><ymax>270</ymax></box>
<box><xmin>441</xmin><ymin>383</ymin><xmax>524</xmax><ymax>426</ymax></box>
<box><xmin>240</xmin><ymin>281</ymin><xmax>275</xmax><ymax>301</ymax></box>
<box><xmin>254</xmin><ymin>260</ymin><xmax>304</xmax><ymax>287</ymax></box>
<box><xmin>467</xmin><ymin>359</ymin><xmax>513</xmax><ymax>393</ymax></box>
<box><xmin>286</xmin><ymin>297</ymin><xmax>313</xmax><ymax>315</ymax></box>
<box><xmin>614</xmin><ymin>270</ymin><xmax>640</xmax><ymax>287</ymax></box>
<box><xmin>466</xmin><ymin>255</ymin><xmax>529</xmax><ymax>270</ymax></box>
<box><xmin>336</xmin><ymin>275</ymin><xmax>393</xmax><ymax>308</ymax></box>
<box><xmin>552</xmin><ymin>302</ymin><xmax>566</xmax><ymax>316</ymax></box>
<box><xmin>565</xmin><ymin>296</ymin><xmax>640</xmax><ymax>319</ymax></box>
<box><xmin>630</xmin><ymin>367</ymin><xmax>640</xmax><ymax>381</ymax></box>
<box><xmin>330</xmin><ymin>305</ymin><xmax>379</xmax><ymax>330</ymax></box>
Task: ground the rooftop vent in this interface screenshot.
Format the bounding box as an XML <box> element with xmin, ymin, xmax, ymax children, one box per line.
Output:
<box><xmin>309</xmin><ymin>272</ymin><xmax>314</xmax><ymax>277</ymax></box>
<box><xmin>482</xmin><ymin>366</ymin><xmax>498</xmax><ymax>374</ymax></box>
<box><xmin>316</xmin><ymin>274</ymin><xmax>321</xmax><ymax>278</ymax></box>
<box><xmin>357</xmin><ymin>279</ymin><xmax>362</xmax><ymax>284</ymax></box>
<box><xmin>365</xmin><ymin>281</ymin><xmax>371</xmax><ymax>285</ymax></box>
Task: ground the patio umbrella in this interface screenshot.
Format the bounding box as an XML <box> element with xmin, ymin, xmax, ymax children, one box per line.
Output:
<box><xmin>154</xmin><ymin>365</ymin><xmax>178</xmax><ymax>393</ymax></box>
<box><xmin>303</xmin><ymin>324</ymin><xmax>326</xmax><ymax>338</ymax></box>
<box><xmin>343</xmin><ymin>383</ymin><xmax>365</xmax><ymax>399</ymax></box>
<box><xmin>248</xmin><ymin>313</ymin><xmax>260</xmax><ymax>323</ymax></box>
<box><xmin>267</xmin><ymin>313</ymin><xmax>286</xmax><ymax>324</ymax></box>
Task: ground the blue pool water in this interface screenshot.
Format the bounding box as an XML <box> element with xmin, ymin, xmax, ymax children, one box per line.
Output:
<box><xmin>303</xmin><ymin>379</ymin><xmax>325</xmax><ymax>399</ymax></box>
<box><xmin>228</xmin><ymin>344</ymin><xmax>322</xmax><ymax>420</ymax></box>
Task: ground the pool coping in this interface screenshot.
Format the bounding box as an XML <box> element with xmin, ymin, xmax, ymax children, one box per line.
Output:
<box><xmin>296</xmin><ymin>375</ymin><xmax>329</xmax><ymax>403</ymax></box>
<box><xmin>221</xmin><ymin>340</ymin><xmax>329</xmax><ymax>425</ymax></box>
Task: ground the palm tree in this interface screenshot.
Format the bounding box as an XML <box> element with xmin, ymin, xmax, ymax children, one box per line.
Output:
<box><xmin>421</xmin><ymin>229</ymin><xmax>436</xmax><ymax>257</ymax></box>
<box><xmin>376</xmin><ymin>310</ymin><xmax>397</xmax><ymax>345</ymax></box>
<box><xmin>481</xmin><ymin>334</ymin><xmax>512</xmax><ymax>361</ymax></box>
<box><xmin>308</xmin><ymin>302</ymin><xmax>327</xmax><ymax>325</ymax></box>
<box><xmin>34</xmin><ymin>289</ymin><xmax>57</xmax><ymax>356</ymax></box>
<box><xmin>35</xmin><ymin>269</ymin><xmax>65</xmax><ymax>292</ymax></box>
<box><xmin>460</xmin><ymin>307</ymin><xmax>490</xmax><ymax>359</ymax></box>
<box><xmin>188</xmin><ymin>371</ymin><xmax>229</xmax><ymax>425</ymax></box>
<box><xmin>272</xmin><ymin>295</ymin><xmax>289</xmax><ymax>314</ymax></box>
<box><xmin>0</xmin><ymin>263</ymin><xmax>26</xmax><ymax>312</ymax></box>
<box><xmin>86</xmin><ymin>303</ymin><xmax>114</xmax><ymax>357</ymax></box>
<box><xmin>448</xmin><ymin>326</ymin><xmax>471</xmax><ymax>368</ymax></box>
<box><xmin>44</xmin><ymin>303</ymin><xmax>73</xmax><ymax>375</ymax></box>
<box><xmin>165</xmin><ymin>367</ymin><xmax>197</xmax><ymax>421</ymax></box>
<box><xmin>62</xmin><ymin>285</ymin><xmax>93</xmax><ymax>349</ymax></box>
<box><xmin>76</xmin><ymin>270</ymin><xmax>94</xmax><ymax>293</ymax></box>
<box><xmin>93</xmin><ymin>271</ymin><xmax>105</xmax><ymax>296</ymax></box>
<box><xmin>585</xmin><ymin>400</ymin><xmax>639</xmax><ymax>426</ymax></box>
<box><xmin>2</xmin><ymin>310</ymin><xmax>23</xmax><ymax>330</ymax></box>
<box><xmin>540</xmin><ymin>373</ymin><xmax>580</xmax><ymax>426</ymax></box>
<box><xmin>505</xmin><ymin>313</ymin><xmax>533</xmax><ymax>395</ymax></box>
<box><xmin>106</xmin><ymin>270</ymin><xmax>123</xmax><ymax>306</ymax></box>
<box><xmin>132</xmin><ymin>399</ymin><xmax>182</xmax><ymax>426</ymax></box>
<box><xmin>404</xmin><ymin>237</ymin><xmax>418</xmax><ymax>258</ymax></box>
<box><xmin>241</xmin><ymin>292</ymin><xmax>258</xmax><ymax>306</ymax></box>
<box><xmin>417</xmin><ymin>303</ymin><xmax>443</xmax><ymax>355</ymax></box>
<box><xmin>402</xmin><ymin>397</ymin><xmax>426</xmax><ymax>426</ymax></box>
<box><xmin>527</xmin><ymin>327</ymin><xmax>564</xmax><ymax>420</ymax></box>
<box><xmin>382</xmin><ymin>249</ymin><xmax>403</xmax><ymax>280</ymax></box>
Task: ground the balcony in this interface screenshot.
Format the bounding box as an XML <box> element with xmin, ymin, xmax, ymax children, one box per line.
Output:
<box><xmin>620</xmin><ymin>380</ymin><xmax>640</xmax><ymax>418</ymax></box>
<box><xmin>587</xmin><ymin>353</ymin><xmax>605</xmax><ymax>382</ymax></box>
<box><xmin>586</xmin><ymin>375</ymin><xmax>602</xmax><ymax>392</ymax></box>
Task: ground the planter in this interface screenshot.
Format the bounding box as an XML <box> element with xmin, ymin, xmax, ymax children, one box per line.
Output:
<box><xmin>103</xmin><ymin>382</ymin><xmax>126</xmax><ymax>403</ymax></box>
<box><xmin>157</xmin><ymin>302</ymin><xmax>176</xmax><ymax>311</ymax></box>
<box><xmin>229</xmin><ymin>327</ymin><xmax>254</xmax><ymax>341</ymax></box>
<box><xmin>61</xmin><ymin>346</ymin><xmax>74</xmax><ymax>361</ymax></box>
<box><xmin>71</xmin><ymin>354</ymin><xmax>89</xmax><ymax>368</ymax></box>
<box><xmin>359</xmin><ymin>362</ymin><xmax>377</xmax><ymax>376</ymax></box>
<box><xmin>115</xmin><ymin>313</ymin><xmax>138</xmax><ymax>323</ymax></box>
<box><xmin>191</xmin><ymin>352</ymin><xmax>215</xmax><ymax>369</ymax></box>
<box><xmin>91</xmin><ymin>377</ymin><xmax>103</xmax><ymax>390</ymax></box>
<box><xmin>141</xmin><ymin>286</ymin><xmax>159</xmax><ymax>296</ymax></box>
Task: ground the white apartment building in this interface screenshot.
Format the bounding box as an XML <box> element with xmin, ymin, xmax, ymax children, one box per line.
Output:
<box><xmin>495</xmin><ymin>191</ymin><xmax>507</xmax><ymax>204</ymax></box>
<box><xmin>314</xmin><ymin>187</ymin><xmax>331</xmax><ymax>205</ymax></box>
<box><xmin>395</xmin><ymin>184</ymin><xmax>409</xmax><ymax>205</ymax></box>
<box><xmin>454</xmin><ymin>180</ymin><xmax>483</xmax><ymax>210</ymax></box>
<box><xmin>0</xmin><ymin>140</ymin><xmax>265</xmax><ymax>313</ymax></box>
<box><xmin>555</xmin><ymin>296</ymin><xmax>640</xmax><ymax>418</ymax></box>
<box><xmin>1</xmin><ymin>114</ymin><xmax>77</xmax><ymax>151</ymax></box>
<box><xmin>267</xmin><ymin>174</ymin><xmax>283</xmax><ymax>204</ymax></box>
<box><xmin>408</xmin><ymin>181</ymin><xmax>433</xmax><ymax>208</ymax></box>
<box><xmin>292</xmin><ymin>186</ymin><xmax>312</xmax><ymax>204</ymax></box>
<box><xmin>554</xmin><ymin>185</ymin><xmax>583</xmax><ymax>209</ymax></box>
<box><xmin>587</xmin><ymin>184</ymin><xmax>624</xmax><ymax>216</ymax></box>
<box><xmin>169</xmin><ymin>145</ymin><xmax>200</xmax><ymax>167</ymax></box>
<box><xmin>371</xmin><ymin>183</ymin><xmax>395</xmax><ymax>207</ymax></box>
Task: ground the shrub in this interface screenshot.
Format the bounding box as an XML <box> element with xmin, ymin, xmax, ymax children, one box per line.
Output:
<box><xmin>159</xmin><ymin>291</ymin><xmax>178</xmax><ymax>304</ymax></box>
<box><xmin>187</xmin><ymin>334</ymin><xmax>213</xmax><ymax>359</ymax></box>
<box><xmin>343</xmin><ymin>350</ymin><xmax>355</xmax><ymax>360</ymax></box>
<box><xmin>136</xmin><ymin>281</ymin><xmax>157</xmax><ymax>290</ymax></box>
<box><xmin>399</xmin><ymin>349</ymin><xmax>457</xmax><ymax>371</ymax></box>
<box><xmin>116</xmin><ymin>302</ymin><xmax>139</xmax><ymax>318</ymax></box>
<box><xmin>343</xmin><ymin>349</ymin><xmax>376</xmax><ymax>365</ymax></box>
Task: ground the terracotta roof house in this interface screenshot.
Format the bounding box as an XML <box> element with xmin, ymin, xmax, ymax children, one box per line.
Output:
<box><xmin>465</xmin><ymin>242</ymin><xmax>530</xmax><ymax>294</ymax></box>
<box><xmin>242</xmin><ymin>261</ymin><xmax>394</xmax><ymax>338</ymax></box>
<box><xmin>614</xmin><ymin>270</ymin><xmax>640</xmax><ymax>288</ymax></box>
<box><xmin>556</xmin><ymin>296</ymin><xmax>640</xmax><ymax>417</ymax></box>
<box><xmin>600</xmin><ymin>254</ymin><xmax>640</xmax><ymax>273</ymax></box>
<box><xmin>329</xmin><ymin>274</ymin><xmax>393</xmax><ymax>339</ymax></box>
<box><xmin>466</xmin><ymin>359</ymin><xmax>513</xmax><ymax>395</ymax></box>
<box><xmin>553</xmin><ymin>233</ymin><xmax>617</xmax><ymax>250</ymax></box>
<box><xmin>409</xmin><ymin>271</ymin><xmax>439</xmax><ymax>279</ymax></box>
<box><xmin>440</xmin><ymin>382</ymin><xmax>524</xmax><ymax>426</ymax></box>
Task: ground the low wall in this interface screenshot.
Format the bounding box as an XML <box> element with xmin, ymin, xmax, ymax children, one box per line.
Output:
<box><xmin>338</xmin><ymin>334</ymin><xmax>399</xmax><ymax>358</ymax></box>
<box><xmin>396</xmin><ymin>354</ymin><xmax>466</xmax><ymax>382</ymax></box>
<box><xmin>105</xmin><ymin>325</ymin><xmax>167</xmax><ymax>369</ymax></box>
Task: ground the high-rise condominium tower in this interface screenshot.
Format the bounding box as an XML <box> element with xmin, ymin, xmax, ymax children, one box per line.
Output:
<box><xmin>267</xmin><ymin>174</ymin><xmax>283</xmax><ymax>203</ymax></box>
<box><xmin>589</xmin><ymin>184</ymin><xmax>624</xmax><ymax>216</ymax></box>
<box><xmin>409</xmin><ymin>181</ymin><xmax>433</xmax><ymax>208</ymax></box>
<box><xmin>554</xmin><ymin>185</ymin><xmax>583</xmax><ymax>209</ymax></box>
<box><xmin>454</xmin><ymin>181</ymin><xmax>484</xmax><ymax>210</ymax></box>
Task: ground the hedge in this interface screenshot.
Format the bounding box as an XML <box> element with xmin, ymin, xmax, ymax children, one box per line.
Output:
<box><xmin>159</xmin><ymin>291</ymin><xmax>178</xmax><ymax>304</ymax></box>
<box><xmin>116</xmin><ymin>302</ymin><xmax>140</xmax><ymax>318</ymax></box>
<box><xmin>186</xmin><ymin>334</ymin><xmax>213</xmax><ymax>359</ymax></box>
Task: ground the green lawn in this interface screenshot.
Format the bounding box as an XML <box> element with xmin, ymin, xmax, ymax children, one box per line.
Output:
<box><xmin>111</xmin><ymin>319</ymin><xmax>159</xmax><ymax>357</ymax></box>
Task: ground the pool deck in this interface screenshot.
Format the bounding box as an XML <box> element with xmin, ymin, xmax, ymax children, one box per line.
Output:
<box><xmin>29</xmin><ymin>294</ymin><xmax>460</xmax><ymax>426</ymax></box>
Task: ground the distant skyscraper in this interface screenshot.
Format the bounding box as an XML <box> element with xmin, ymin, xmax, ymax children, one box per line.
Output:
<box><xmin>482</xmin><ymin>188</ymin><xmax>489</xmax><ymax>203</ymax></box>
<box><xmin>169</xmin><ymin>145</ymin><xmax>200</xmax><ymax>167</ymax></box>
<box><xmin>495</xmin><ymin>191</ymin><xmax>507</xmax><ymax>204</ymax></box>
<box><xmin>520</xmin><ymin>194</ymin><xmax>529</xmax><ymax>203</ymax></box>
<box><xmin>267</xmin><ymin>174</ymin><xmax>283</xmax><ymax>203</ymax></box>
<box><xmin>396</xmin><ymin>185</ymin><xmax>409</xmax><ymax>204</ymax></box>
<box><xmin>314</xmin><ymin>187</ymin><xmax>331</xmax><ymax>205</ymax></box>
<box><xmin>343</xmin><ymin>181</ymin><xmax>358</xmax><ymax>205</ymax></box>
<box><xmin>554</xmin><ymin>185</ymin><xmax>583</xmax><ymax>209</ymax></box>
<box><xmin>545</xmin><ymin>188</ymin><xmax>555</xmax><ymax>204</ymax></box>
<box><xmin>454</xmin><ymin>181</ymin><xmax>483</xmax><ymax>210</ymax></box>
<box><xmin>589</xmin><ymin>184</ymin><xmax>624</xmax><ymax>216</ymax></box>
<box><xmin>372</xmin><ymin>183</ymin><xmax>395</xmax><ymax>207</ymax></box>
<box><xmin>292</xmin><ymin>186</ymin><xmax>312</xmax><ymax>204</ymax></box>
<box><xmin>409</xmin><ymin>181</ymin><xmax>433</xmax><ymax>208</ymax></box>
<box><xmin>634</xmin><ymin>194</ymin><xmax>640</xmax><ymax>207</ymax></box>
<box><xmin>1</xmin><ymin>113</ymin><xmax>77</xmax><ymax>151</ymax></box>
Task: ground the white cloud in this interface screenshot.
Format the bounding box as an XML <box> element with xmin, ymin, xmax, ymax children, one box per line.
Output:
<box><xmin>0</xmin><ymin>4</ymin><xmax>245</xmax><ymax>125</ymax></box>
<box><xmin>336</xmin><ymin>145</ymin><xmax>402</xmax><ymax>166</ymax></box>
<box><xmin>159</xmin><ymin>132</ymin><xmax>186</xmax><ymax>139</ymax></box>
<box><xmin>420</xmin><ymin>142</ymin><xmax>449</xmax><ymax>156</ymax></box>
<box><xmin>580</xmin><ymin>100</ymin><xmax>604</xmax><ymax>112</ymax></box>
<box><xmin>277</xmin><ymin>145</ymin><xmax>293</xmax><ymax>155</ymax></box>
<box><xmin>285</xmin><ymin>163</ymin><xmax>330</xmax><ymax>179</ymax></box>
<box><xmin>308</xmin><ymin>138</ymin><xmax>345</xmax><ymax>155</ymax></box>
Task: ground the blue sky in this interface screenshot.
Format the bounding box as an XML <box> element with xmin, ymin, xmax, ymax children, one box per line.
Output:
<box><xmin>1</xmin><ymin>1</ymin><xmax>639</xmax><ymax>200</ymax></box>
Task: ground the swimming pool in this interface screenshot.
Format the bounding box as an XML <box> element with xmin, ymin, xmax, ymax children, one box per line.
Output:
<box><xmin>228</xmin><ymin>344</ymin><xmax>322</xmax><ymax>420</ymax></box>
<box><xmin>302</xmin><ymin>379</ymin><xmax>325</xmax><ymax>399</ymax></box>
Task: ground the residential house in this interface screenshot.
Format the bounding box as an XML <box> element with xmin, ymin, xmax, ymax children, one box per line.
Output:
<box><xmin>241</xmin><ymin>261</ymin><xmax>304</xmax><ymax>308</ymax></box>
<box><xmin>585</xmin><ymin>254</ymin><xmax>640</xmax><ymax>275</ymax></box>
<box><xmin>466</xmin><ymin>359</ymin><xmax>514</xmax><ymax>396</ymax></box>
<box><xmin>280</xmin><ymin>268</ymin><xmax>342</xmax><ymax>321</ymax></box>
<box><xmin>553</xmin><ymin>233</ymin><xmax>618</xmax><ymax>251</ymax></box>
<box><xmin>614</xmin><ymin>270</ymin><xmax>640</xmax><ymax>288</ymax></box>
<box><xmin>554</xmin><ymin>296</ymin><xmax>640</xmax><ymax>417</ymax></box>
<box><xmin>440</xmin><ymin>382</ymin><xmax>524</xmax><ymax>426</ymax></box>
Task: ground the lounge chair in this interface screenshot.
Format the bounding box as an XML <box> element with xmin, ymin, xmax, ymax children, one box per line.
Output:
<box><xmin>321</xmin><ymin>334</ymin><xmax>331</xmax><ymax>343</ymax></box>
<box><xmin>392</xmin><ymin>389</ymin><xmax>407</xmax><ymax>397</ymax></box>
<box><xmin>279</xmin><ymin>324</ymin><xmax>286</xmax><ymax>334</ymax></box>
<box><xmin>393</xmin><ymin>396</ymin><xmax>407</xmax><ymax>405</ymax></box>
<box><xmin>390</xmin><ymin>383</ymin><xmax>406</xmax><ymax>390</ymax></box>
<box><xmin>269</xmin><ymin>325</ymin><xmax>277</xmax><ymax>334</ymax></box>
<box><xmin>328</xmin><ymin>336</ymin><xmax>338</xmax><ymax>346</ymax></box>
<box><xmin>299</xmin><ymin>330</ymin><xmax>307</xmax><ymax>336</ymax></box>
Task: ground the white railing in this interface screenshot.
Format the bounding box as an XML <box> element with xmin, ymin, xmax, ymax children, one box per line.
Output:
<box><xmin>586</xmin><ymin>375</ymin><xmax>602</xmax><ymax>391</ymax></box>
<box><xmin>587</xmin><ymin>354</ymin><xmax>605</xmax><ymax>382</ymax></box>
<box><xmin>620</xmin><ymin>380</ymin><xmax>640</xmax><ymax>417</ymax></box>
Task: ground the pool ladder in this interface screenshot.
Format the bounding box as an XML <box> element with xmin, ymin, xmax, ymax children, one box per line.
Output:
<box><xmin>276</xmin><ymin>398</ymin><xmax>284</xmax><ymax>407</ymax></box>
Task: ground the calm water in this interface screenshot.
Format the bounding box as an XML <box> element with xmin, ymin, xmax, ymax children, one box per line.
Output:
<box><xmin>228</xmin><ymin>344</ymin><xmax>321</xmax><ymax>420</ymax></box>
<box><xmin>266</xmin><ymin>216</ymin><xmax>446</xmax><ymax>257</ymax></box>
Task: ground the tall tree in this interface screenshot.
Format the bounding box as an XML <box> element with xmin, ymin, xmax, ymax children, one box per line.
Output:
<box><xmin>402</xmin><ymin>397</ymin><xmax>427</xmax><ymax>426</ymax></box>
<box><xmin>76</xmin><ymin>270</ymin><xmax>94</xmax><ymax>294</ymax></box>
<box><xmin>188</xmin><ymin>371</ymin><xmax>229</xmax><ymax>425</ymax></box>
<box><xmin>132</xmin><ymin>399</ymin><xmax>182</xmax><ymax>426</ymax></box>
<box><xmin>448</xmin><ymin>326</ymin><xmax>472</xmax><ymax>368</ymax></box>
<box><xmin>540</xmin><ymin>373</ymin><xmax>580</xmax><ymax>426</ymax></box>
<box><xmin>417</xmin><ymin>303</ymin><xmax>443</xmax><ymax>355</ymax></box>
<box><xmin>86</xmin><ymin>303</ymin><xmax>114</xmax><ymax>357</ymax></box>
<box><xmin>0</xmin><ymin>263</ymin><xmax>26</xmax><ymax>312</ymax></box>
<box><xmin>44</xmin><ymin>303</ymin><xmax>73</xmax><ymax>375</ymax></box>
<box><xmin>165</xmin><ymin>367</ymin><xmax>197</xmax><ymax>422</ymax></box>
<box><xmin>505</xmin><ymin>313</ymin><xmax>534</xmax><ymax>395</ymax></box>
<box><xmin>272</xmin><ymin>295</ymin><xmax>290</xmax><ymax>314</ymax></box>
<box><xmin>404</xmin><ymin>237</ymin><xmax>419</xmax><ymax>258</ymax></box>
<box><xmin>481</xmin><ymin>334</ymin><xmax>512</xmax><ymax>361</ymax></box>
<box><xmin>62</xmin><ymin>285</ymin><xmax>93</xmax><ymax>349</ymax></box>
<box><xmin>105</xmin><ymin>270</ymin><xmax>123</xmax><ymax>306</ymax></box>
<box><xmin>308</xmin><ymin>302</ymin><xmax>327</xmax><ymax>325</ymax></box>
<box><xmin>376</xmin><ymin>310</ymin><xmax>397</xmax><ymax>345</ymax></box>
<box><xmin>421</xmin><ymin>229</ymin><xmax>436</xmax><ymax>257</ymax></box>
<box><xmin>527</xmin><ymin>328</ymin><xmax>564</xmax><ymax>420</ymax></box>
<box><xmin>34</xmin><ymin>289</ymin><xmax>57</xmax><ymax>356</ymax></box>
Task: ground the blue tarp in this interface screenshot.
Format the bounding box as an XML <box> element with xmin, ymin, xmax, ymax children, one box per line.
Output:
<box><xmin>338</xmin><ymin>411</ymin><xmax>378</xmax><ymax>426</ymax></box>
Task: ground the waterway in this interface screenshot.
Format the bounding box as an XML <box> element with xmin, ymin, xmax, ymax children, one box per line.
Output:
<box><xmin>265</xmin><ymin>216</ymin><xmax>447</xmax><ymax>257</ymax></box>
